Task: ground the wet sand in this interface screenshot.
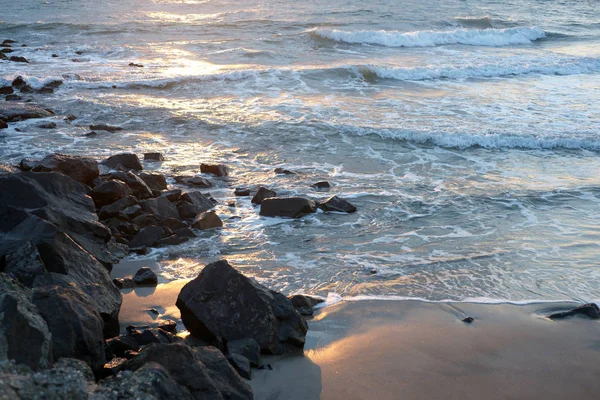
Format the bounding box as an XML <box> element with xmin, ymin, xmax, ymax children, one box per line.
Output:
<box><xmin>115</xmin><ymin>260</ymin><xmax>600</xmax><ymax>399</ymax></box>
<box><xmin>251</xmin><ymin>300</ymin><xmax>600</xmax><ymax>400</ymax></box>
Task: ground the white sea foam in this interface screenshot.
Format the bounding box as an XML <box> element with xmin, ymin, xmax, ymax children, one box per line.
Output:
<box><xmin>358</xmin><ymin>55</ymin><xmax>600</xmax><ymax>81</ymax></box>
<box><xmin>312</xmin><ymin>26</ymin><xmax>546</xmax><ymax>47</ymax></box>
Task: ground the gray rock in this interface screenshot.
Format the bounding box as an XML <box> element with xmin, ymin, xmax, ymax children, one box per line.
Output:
<box><xmin>32</xmin><ymin>277</ymin><xmax>107</xmax><ymax>375</ymax></box>
<box><xmin>318</xmin><ymin>195</ymin><xmax>357</xmax><ymax>213</ymax></box>
<box><xmin>234</xmin><ymin>188</ymin><xmax>250</xmax><ymax>196</ymax></box>
<box><xmin>178</xmin><ymin>191</ymin><xmax>214</xmax><ymax>219</ymax></box>
<box><xmin>106</xmin><ymin>171</ymin><xmax>153</xmax><ymax>199</ymax></box>
<box><xmin>548</xmin><ymin>303</ymin><xmax>600</xmax><ymax>320</ymax></box>
<box><xmin>144</xmin><ymin>152</ymin><xmax>164</xmax><ymax>162</ymax></box>
<box><xmin>89</xmin><ymin>124</ymin><xmax>123</xmax><ymax>132</ymax></box>
<box><xmin>92</xmin><ymin>362</ymin><xmax>193</xmax><ymax>400</ymax></box>
<box><xmin>102</xmin><ymin>153</ymin><xmax>142</xmax><ymax>171</ymax></box>
<box><xmin>161</xmin><ymin>189</ymin><xmax>182</xmax><ymax>202</ymax></box>
<box><xmin>200</xmin><ymin>163</ymin><xmax>228</xmax><ymax>177</ymax></box>
<box><xmin>98</xmin><ymin>196</ymin><xmax>138</xmax><ymax>220</ymax></box>
<box><xmin>138</xmin><ymin>172</ymin><xmax>168</xmax><ymax>192</ymax></box>
<box><xmin>311</xmin><ymin>181</ymin><xmax>331</xmax><ymax>190</ymax></box>
<box><xmin>0</xmin><ymin>274</ymin><xmax>53</xmax><ymax>370</ymax></box>
<box><xmin>227</xmin><ymin>338</ymin><xmax>260</xmax><ymax>367</ymax></box>
<box><xmin>133</xmin><ymin>267</ymin><xmax>158</xmax><ymax>286</ymax></box>
<box><xmin>91</xmin><ymin>180</ymin><xmax>132</xmax><ymax>208</ymax></box>
<box><xmin>289</xmin><ymin>294</ymin><xmax>325</xmax><ymax>316</ymax></box>
<box><xmin>274</xmin><ymin>167</ymin><xmax>294</xmax><ymax>175</ymax></box>
<box><xmin>0</xmin><ymin>102</ymin><xmax>53</xmax><ymax>121</ymax></box>
<box><xmin>192</xmin><ymin>211</ymin><xmax>223</xmax><ymax>230</ymax></box>
<box><xmin>2</xmin><ymin>241</ymin><xmax>45</xmax><ymax>286</ymax></box>
<box><xmin>251</xmin><ymin>187</ymin><xmax>276</xmax><ymax>205</ymax></box>
<box><xmin>141</xmin><ymin>197</ymin><xmax>180</xmax><ymax>220</ymax></box>
<box><xmin>129</xmin><ymin>227</ymin><xmax>164</xmax><ymax>249</ymax></box>
<box><xmin>30</xmin><ymin>153</ymin><xmax>99</xmax><ymax>185</ymax></box>
<box><xmin>193</xmin><ymin>346</ymin><xmax>253</xmax><ymax>400</ymax></box>
<box><xmin>227</xmin><ymin>353</ymin><xmax>251</xmax><ymax>379</ymax></box>
<box><xmin>259</xmin><ymin>197</ymin><xmax>317</xmax><ymax>218</ymax></box>
<box><xmin>176</xmin><ymin>260</ymin><xmax>308</xmax><ymax>354</ymax></box>
<box><xmin>0</xmin><ymin>358</ymin><xmax>94</xmax><ymax>400</ymax></box>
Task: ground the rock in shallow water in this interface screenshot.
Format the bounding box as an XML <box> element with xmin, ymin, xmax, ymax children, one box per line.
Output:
<box><xmin>318</xmin><ymin>195</ymin><xmax>357</xmax><ymax>213</ymax></box>
<box><xmin>101</xmin><ymin>153</ymin><xmax>142</xmax><ymax>171</ymax></box>
<box><xmin>259</xmin><ymin>197</ymin><xmax>317</xmax><ymax>218</ymax></box>
<box><xmin>176</xmin><ymin>260</ymin><xmax>308</xmax><ymax>354</ymax></box>
<box><xmin>251</xmin><ymin>186</ymin><xmax>276</xmax><ymax>205</ymax></box>
<box><xmin>548</xmin><ymin>303</ymin><xmax>600</xmax><ymax>320</ymax></box>
<box><xmin>30</xmin><ymin>153</ymin><xmax>99</xmax><ymax>185</ymax></box>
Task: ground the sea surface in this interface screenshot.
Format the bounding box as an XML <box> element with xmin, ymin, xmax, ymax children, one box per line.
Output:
<box><xmin>1</xmin><ymin>0</ymin><xmax>599</xmax><ymax>303</ymax></box>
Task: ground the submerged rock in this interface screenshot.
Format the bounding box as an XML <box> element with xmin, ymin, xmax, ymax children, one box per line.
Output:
<box><xmin>89</xmin><ymin>124</ymin><xmax>123</xmax><ymax>132</ymax></box>
<box><xmin>311</xmin><ymin>181</ymin><xmax>331</xmax><ymax>190</ymax></box>
<box><xmin>234</xmin><ymin>188</ymin><xmax>250</xmax><ymax>196</ymax></box>
<box><xmin>144</xmin><ymin>152</ymin><xmax>164</xmax><ymax>161</ymax></box>
<box><xmin>0</xmin><ymin>102</ymin><xmax>53</xmax><ymax>121</ymax></box>
<box><xmin>260</xmin><ymin>197</ymin><xmax>317</xmax><ymax>218</ymax></box>
<box><xmin>176</xmin><ymin>260</ymin><xmax>308</xmax><ymax>354</ymax></box>
<box><xmin>548</xmin><ymin>303</ymin><xmax>600</xmax><ymax>320</ymax></box>
<box><xmin>274</xmin><ymin>167</ymin><xmax>294</xmax><ymax>175</ymax></box>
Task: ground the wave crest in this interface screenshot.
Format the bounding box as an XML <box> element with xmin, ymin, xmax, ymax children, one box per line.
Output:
<box><xmin>312</xmin><ymin>26</ymin><xmax>546</xmax><ymax>47</ymax></box>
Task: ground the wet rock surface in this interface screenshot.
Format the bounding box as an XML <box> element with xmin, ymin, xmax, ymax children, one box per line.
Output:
<box><xmin>259</xmin><ymin>197</ymin><xmax>317</xmax><ymax>218</ymax></box>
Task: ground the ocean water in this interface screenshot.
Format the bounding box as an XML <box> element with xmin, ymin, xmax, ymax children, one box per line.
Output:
<box><xmin>1</xmin><ymin>0</ymin><xmax>599</xmax><ymax>302</ymax></box>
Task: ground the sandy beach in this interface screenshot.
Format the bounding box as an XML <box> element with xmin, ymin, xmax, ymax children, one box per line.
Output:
<box><xmin>114</xmin><ymin>257</ymin><xmax>600</xmax><ymax>400</ymax></box>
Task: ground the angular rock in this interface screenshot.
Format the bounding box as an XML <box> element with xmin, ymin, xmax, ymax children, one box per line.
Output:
<box><xmin>102</xmin><ymin>153</ymin><xmax>143</xmax><ymax>171</ymax></box>
<box><xmin>132</xmin><ymin>213</ymin><xmax>160</xmax><ymax>228</ymax></box>
<box><xmin>106</xmin><ymin>171</ymin><xmax>154</xmax><ymax>199</ymax></box>
<box><xmin>176</xmin><ymin>260</ymin><xmax>308</xmax><ymax>354</ymax></box>
<box><xmin>274</xmin><ymin>167</ymin><xmax>294</xmax><ymax>175</ymax></box>
<box><xmin>9</xmin><ymin>56</ymin><xmax>29</xmax><ymax>63</ymax></box>
<box><xmin>289</xmin><ymin>294</ymin><xmax>325</xmax><ymax>316</ymax></box>
<box><xmin>318</xmin><ymin>195</ymin><xmax>357</xmax><ymax>213</ymax></box>
<box><xmin>0</xmin><ymin>171</ymin><xmax>127</xmax><ymax>266</ymax></box>
<box><xmin>161</xmin><ymin>189</ymin><xmax>182</xmax><ymax>202</ymax></box>
<box><xmin>260</xmin><ymin>197</ymin><xmax>317</xmax><ymax>218</ymax></box>
<box><xmin>133</xmin><ymin>267</ymin><xmax>158</xmax><ymax>286</ymax></box>
<box><xmin>93</xmin><ymin>362</ymin><xmax>194</xmax><ymax>400</ymax></box>
<box><xmin>129</xmin><ymin>227</ymin><xmax>164</xmax><ymax>249</ymax></box>
<box><xmin>251</xmin><ymin>186</ymin><xmax>276</xmax><ymax>205</ymax></box>
<box><xmin>32</xmin><ymin>278</ymin><xmax>107</xmax><ymax>375</ymax></box>
<box><xmin>91</xmin><ymin>180</ymin><xmax>132</xmax><ymax>208</ymax></box>
<box><xmin>192</xmin><ymin>211</ymin><xmax>223</xmax><ymax>230</ymax></box>
<box><xmin>121</xmin><ymin>204</ymin><xmax>142</xmax><ymax>219</ymax></box>
<box><xmin>0</xmin><ymin>102</ymin><xmax>53</xmax><ymax>121</ymax></box>
<box><xmin>140</xmin><ymin>197</ymin><xmax>180</xmax><ymax>220</ymax></box>
<box><xmin>122</xmin><ymin>343</ymin><xmax>224</xmax><ymax>399</ymax></box>
<box><xmin>311</xmin><ymin>181</ymin><xmax>331</xmax><ymax>190</ymax></box>
<box><xmin>106</xmin><ymin>335</ymin><xmax>140</xmax><ymax>358</ymax></box>
<box><xmin>113</xmin><ymin>277</ymin><xmax>135</xmax><ymax>289</ymax></box>
<box><xmin>2</xmin><ymin>240</ymin><xmax>46</xmax><ymax>286</ymax></box>
<box><xmin>158</xmin><ymin>320</ymin><xmax>177</xmax><ymax>333</ymax></box>
<box><xmin>234</xmin><ymin>188</ymin><xmax>250</xmax><ymax>196</ymax></box>
<box><xmin>174</xmin><ymin>228</ymin><xmax>196</xmax><ymax>238</ymax></box>
<box><xmin>158</xmin><ymin>217</ymin><xmax>187</xmax><ymax>231</ymax></box>
<box><xmin>175</xmin><ymin>175</ymin><xmax>212</xmax><ymax>188</ymax></box>
<box><xmin>38</xmin><ymin>122</ymin><xmax>57</xmax><ymax>129</ymax></box>
<box><xmin>227</xmin><ymin>338</ymin><xmax>260</xmax><ymax>367</ymax></box>
<box><xmin>0</xmin><ymin>358</ymin><xmax>94</xmax><ymax>400</ymax></box>
<box><xmin>0</xmin><ymin>274</ymin><xmax>53</xmax><ymax>370</ymax></box>
<box><xmin>228</xmin><ymin>353</ymin><xmax>251</xmax><ymax>379</ymax></box>
<box><xmin>201</xmin><ymin>163</ymin><xmax>228</xmax><ymax>177</ymax></box>
<box><xmin>0</xmin><ymin>86</ymin><xmax>13</xmax><ymax>95</ymax></box>
<box><xmin>31</xmin><ymin>153</ymin><xmax>99</xmax><ymax>185</ymax></box>
<box><xmin>0</xmin><ymin>120</ymin><xmax>7</xmax><ymax>129</ymax></box>
<box><xmin>89</xmin><ymin>124</ymin><xmax>123</xmax><ymax>132</ymax></box>
<box><xmin>98</xmin><ymin>197</ymin><xmax>139</xmax><ymax>220</ymax></box>
<box><xmin>144</xmin><ymin>152</ymin><xmax>164</xmax><ymax>162</ymax></box>
<box><xmin>548</xmin><ymin>303</ymin><xmax>600</xmax><ymax>320</ymax></box>
<box><xmin>138</xmin><ymin>172</ymin><xmax>168</xmax><ymax>192</ymax></box>
<box><xmin>193</xmin><ymin>345</ymin><xmax>254</xmax><ymax>400</ymax></box>
<box><xmin>178</xmin><ymin>191</ymin><xmax>214</xmax><ymax>219</ymax></box>
<box><xmin>158</xmin><ymin>235</ymin><xmax>190</xmax><ymax>247</ymax></box>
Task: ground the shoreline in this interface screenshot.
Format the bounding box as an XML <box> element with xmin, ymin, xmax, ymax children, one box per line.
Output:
<box><xmin>113</xmin><ymin>259</ymin><xmax>600</xmax><ymax>399</ymax></box>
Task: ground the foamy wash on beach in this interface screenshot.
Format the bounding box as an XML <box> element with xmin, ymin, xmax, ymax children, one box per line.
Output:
<box><xmin>1</xmin><ymin>0</ymin><xmax>599</xmax><ymax>302</ymax></box>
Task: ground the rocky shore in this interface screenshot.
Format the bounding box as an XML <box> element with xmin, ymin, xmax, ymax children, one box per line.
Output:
<box><xmin>0</xmin><ymin>64</ymin><xmax>353</xmax><ymax>398</ymax></box>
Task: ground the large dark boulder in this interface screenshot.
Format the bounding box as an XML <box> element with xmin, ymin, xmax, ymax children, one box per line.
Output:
<box><xmin>193</xmin><ymin>346</ymin><xmax>253</xmax><ymax>399</ymax></box>
<box><xmin>30</xmin><ymin>153</ymin><xmax>99</xmax><ymax>185</ymax></box>
<box><xmin>0</xmin><ymin>358</ymin><xmax>94</xmax><ymax>400</ymax></box>
<box><xmin>0</xmin><ymin>274</ymin><xmax>53</xmax><ymax>370</ymax></box>
<box><xmin>178</xmin><ymin>191</ymin><xmax>214</xmax><ymax>219</ymax></box>
<box><xmin>133</xmin><ymin>267</ymin><xmax>158</xmax><ymax>286</ymax></box>
<box><xmin>91</xmin><ymin>180</ymin><xmax>132</xmax><ymax>208</ymax></box>
<box><xmin>123</xmin><ymin>342</ymin><xmax>252</xmax><ymax>400</ymax></box>
<box><xmin>0</xmin><ymin>172</ymin><xmax>126</xmax><ymax>266</ymax></box>
<box><xmin>139</xmin><ymin>172</ymin><xmax>168</xmax><ymax>192</ymax></box>
<box><xmin>32</xmin><ymin>276</ymin><xmax>107</xmax><ymax>376</ymax></box>
<box><xmin>129</xmin><ymin>226</ymin><xmax>164</xmax><ymax>249</ymax></box>
<box><xmin>98</xmin><ymin>196</ymin><xmax>138</xmax><ymax>220</ymax></box>
<box><xmin>318</xmin><ymin>195</ymin><xmax>357</xmax><ymax>213</ymax></box>
<box><xmin>102</xmin><ymin>153</ymin><xmax>143</xmax><ymax>171</ymax></box>
<box><xmin>106</xmin><ymin>171</ymin><xmax>153</xmax><ymax>199</ymax></box>
<box><xmin>0</xmin><ymin>102</ymin><xmax>53</xmax><ymax>122</ymax></box>
<box><xmin>93</xmin><ymin>362</ymin><xmax>194</xmax><ymax>400</ymax></box>
<box><xmin>140</xmin><ymin>197</ymin><xmax>180</xmax><ymax>220</ymax></box>
<box><xmin>259</xmin><ymin>197</ymin><xmax>317</xmax><ymax>218</ymax></box>
<box><xmin>192</xmin><ymin>211</ymin><xmax>222</xmax><ymax>230</ymax></box>
<box><xmin>176</xmin><ymin>260</ymin><xmax>307</xmax><ymax>354</ymax></box>
<box><xmin>251</xmin><ymin>187</ymin><xmax>276</xmax><ymax>205</ymax></box>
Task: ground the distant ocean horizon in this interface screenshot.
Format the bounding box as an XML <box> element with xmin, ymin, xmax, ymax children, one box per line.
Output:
<box><xmin>1</xmin><ymin>0</ymin><xmax>599</xmax><ymax>303</ymax></box>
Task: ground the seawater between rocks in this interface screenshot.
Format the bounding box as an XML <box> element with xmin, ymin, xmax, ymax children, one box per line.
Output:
<box><xmin>1</xmin><ymin>0</ymin><xmax>600</xmax><ymax>302</ymax></box>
